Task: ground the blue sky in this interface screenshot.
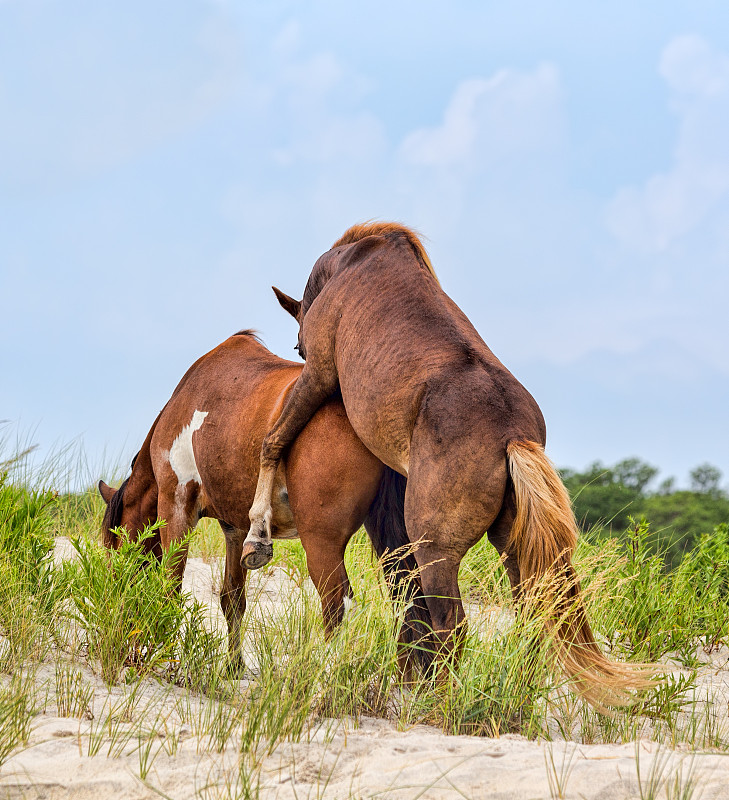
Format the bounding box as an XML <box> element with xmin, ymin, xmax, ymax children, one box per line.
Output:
<box><xmin>1</xmin><ymin>1</ymin><xmax>728</xmax><ymax>489</ymax></box>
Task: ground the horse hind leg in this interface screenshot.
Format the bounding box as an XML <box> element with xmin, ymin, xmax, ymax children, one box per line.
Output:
<box><xmin>403</xmin><ymin>443</ymin><xmax>508</xmax><ymax>669</ymax></box>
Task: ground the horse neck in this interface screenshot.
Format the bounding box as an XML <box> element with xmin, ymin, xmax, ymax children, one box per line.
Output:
<box><xmin>302</xmin><ymin>251</ymin><xmax>339</xmax><ymax>314</ymax></box>
<box><xmin>109</xmin><ymin>416</ymin><xmax>160</xmax><ymax>544</ymax></box>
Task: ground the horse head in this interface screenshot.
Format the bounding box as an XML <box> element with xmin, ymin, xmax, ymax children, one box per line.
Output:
<box><xmin>98</xmin><ymin>478</ymin><xmax>125</xmax><ymax>549</ymax></box>
<box><xmin>272</xmin><ymin>286</ymin><xmax>305</xmax><ymax>359</ymax></box>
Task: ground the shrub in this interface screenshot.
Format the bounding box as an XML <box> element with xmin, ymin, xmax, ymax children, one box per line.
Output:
<box><xmin>63</xmin><ymin>525</ymin><xmax>223</xmax><ymax>684</ymax></box>
<box><xmin>0</xmin><ymin>473</ymin><xmax>63</xmax><ymax>667</ymax></box>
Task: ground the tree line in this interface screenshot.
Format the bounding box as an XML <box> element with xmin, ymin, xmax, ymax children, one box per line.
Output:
<box><xmin>560</xmin><ymin>458</ymin><xmax>729</xmax><ymax>567</ymax></box>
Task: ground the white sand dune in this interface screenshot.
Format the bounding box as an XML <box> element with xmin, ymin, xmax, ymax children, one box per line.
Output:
<box><xmin>2</xmin><ymin>539</ymin><xmax>729</xmax><ymax>799</ymax></box>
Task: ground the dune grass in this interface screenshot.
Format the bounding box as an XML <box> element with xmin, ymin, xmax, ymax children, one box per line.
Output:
<box><xmin>1</xmin><ymin>446</ymin><xmax>729</xmax><ymax>796</ymax></box>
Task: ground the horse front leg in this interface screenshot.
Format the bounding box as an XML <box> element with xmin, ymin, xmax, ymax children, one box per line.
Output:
<box><xmin>242</xmin><ymin>464</ymin><xmax>277</xmax><ymax>569</ymax></box>
<box><xmin>244</xmin><ymin>369</ymin><xmax>337</xmax><ymax>570</ymax></box>
<box><xmin>219</xmin><ymin>522</ymin><xmax>248</xmax><ymax>673</ymax></box>
<box><xmin>156</xmin><ymin>491</ymin><xmax>194</xmax><ymax>586</ymax></box>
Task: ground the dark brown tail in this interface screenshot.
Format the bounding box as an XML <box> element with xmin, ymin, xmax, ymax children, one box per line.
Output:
<box><xmin>364</xmin><ymin>468</ymin><xmax>435</xmax><ymax>674</ymax></box>
<box><xmin>506</xmin><ymin>439</ymin><xmax>657</xmax><ymax>707</ymax></box>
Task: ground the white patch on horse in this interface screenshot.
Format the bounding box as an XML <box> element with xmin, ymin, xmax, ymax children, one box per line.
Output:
<box><xmin>168</xmin><ymin>410</ymin><xmax>208</xmax><ymax>485</ymax></box>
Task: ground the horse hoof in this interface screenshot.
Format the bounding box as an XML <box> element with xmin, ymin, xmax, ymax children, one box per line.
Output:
<box><xmin>241</xmin><ymin>540</ymin><xmax>273</xmax><ymax>570</ymax></box>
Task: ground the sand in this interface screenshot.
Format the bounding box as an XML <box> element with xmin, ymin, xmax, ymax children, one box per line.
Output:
<box><xmin>1</xmin><ymin>539</ymin><xmax>729</xmax><ymax>799</ymax></box>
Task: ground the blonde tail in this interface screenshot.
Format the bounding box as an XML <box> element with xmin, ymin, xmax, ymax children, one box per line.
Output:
<box><xmin>506</xmin><ymin>439</ymin><xmax>657</xmax><ymax>707</ymax></box>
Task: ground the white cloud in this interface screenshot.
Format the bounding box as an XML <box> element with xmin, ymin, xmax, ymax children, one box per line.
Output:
<box><xmin>400</xmin><ymin>63</ymin><xmax>563</xmax><ymax>169</ymax></box>
<box><xmin>660</xmin><ymin>34</ymin><xmax>729</xmax><ymax>96</ymax></box>
<box><xmin>606</xmin><ymin>35</ymin><xmax>729</xmax><ymax>252</ymax></box>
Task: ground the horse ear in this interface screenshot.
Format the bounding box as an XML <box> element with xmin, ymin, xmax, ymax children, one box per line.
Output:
<box><xmin>98</xmin><ymin>480</ymin><xmax>116</xmax><ymax>505</ymax></box>
<box><xmin>272</xmin><ymin>286</ymin><xmax>302</xmax><ymax>320</ymax></box>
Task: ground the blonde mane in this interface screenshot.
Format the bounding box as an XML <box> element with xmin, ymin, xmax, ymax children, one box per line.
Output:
<box><xmin>332</xmin><ymin>222</ymin><xmax>440</xmax><ymax>285</ymax></box>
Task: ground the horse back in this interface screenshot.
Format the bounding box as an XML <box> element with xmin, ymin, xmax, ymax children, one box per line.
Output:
<box><xmin>304</xmin><ymin>234</ymin><xmax>546</xmax><ymax>471</ymax></box>
<box><xmin>148</xmin><ymin>335</ymin><xmax>300</xmax><ymax>525</ymax></box>
<box><xmin>149</xmin><ymin>333</ymin><xmax>382</xmax><ymax>534</ymax></box>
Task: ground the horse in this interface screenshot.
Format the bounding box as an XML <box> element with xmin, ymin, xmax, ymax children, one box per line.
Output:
<box><xmin>244</xmin><ymin>222</ymin><xmax>654</xmax><ymax>706</ymax></box>
<box><xmin>98</xmin><ymin>330</ymin><xmax>431</xmax><ymax>673</ymax></box>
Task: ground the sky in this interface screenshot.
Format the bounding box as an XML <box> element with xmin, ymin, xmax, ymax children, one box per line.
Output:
<box><xmin>1</xmin><ymin>1</ymin><xmax>728</xmax><ymax>490</ymax></box>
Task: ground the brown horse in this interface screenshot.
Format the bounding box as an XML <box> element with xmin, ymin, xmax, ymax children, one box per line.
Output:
<box><xmin>98</xmin><ymin>330</ymin><xmax>431</xmax><ymax>671</ymax></box>
<box><xmin>245</xmin><ymin>222</ymin><xmax>653</xmax><ymax>705</ymax></box>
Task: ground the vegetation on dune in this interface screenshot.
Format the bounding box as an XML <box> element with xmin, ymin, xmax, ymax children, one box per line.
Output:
<box><xmin>64</xmin><ymin>525</ymin><xmax>224</xmax><ymax>686</ymax></box>
<box><xmin>0</xmin><ymin>473</ymin><xmax>63</xmax><ymax>668</ymax></box>
<box><xmin>0</xmin><ymin>445</ymin><xmax>728</xmax><ymax>793</ymax></box>
<box><xmin>561</xmin><ymin>458</ymin><xmax>729</xmax><ymax>567</ymax></box>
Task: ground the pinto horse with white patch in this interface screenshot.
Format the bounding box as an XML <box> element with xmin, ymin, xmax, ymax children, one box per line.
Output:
<box><xmin>99</xmin><ymin>330</ymin><xmax>431</xmax><ymax>672</ymax></box>
<box><xmin>245</xmin><ymin>222</ymin><xmax>655</xmax><ymax>706</ymax></box>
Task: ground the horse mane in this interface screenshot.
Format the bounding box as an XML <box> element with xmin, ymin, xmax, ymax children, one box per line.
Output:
<box><xmin>232</xmin><ymin>328</ymin><xmax>264</xmax><ymax>344</ymax></box>
<box><xmin>332</xmin><ymin>222</ymin><xmax>440</xmax><ymax>285</ymax></box>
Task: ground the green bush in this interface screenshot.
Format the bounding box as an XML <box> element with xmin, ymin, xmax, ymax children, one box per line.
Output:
<box><xmin>0</xmin><ymin>473</ymin><xmax>64</xmax><ymax>666</ymax></box>
<box><xmin>63</xmin><ymin>525</ymin><xmax>223</xmax><ymax>684</ymax></box>
<box><xmin>577</xmin><ymin>520</ymin><xmax>729</xmax><ymax>666</ymax></box>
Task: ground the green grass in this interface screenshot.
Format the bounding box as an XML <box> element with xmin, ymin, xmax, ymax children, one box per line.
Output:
<box><xmin>1</xmin><ymin>443</ymin><xmax>729</xmax><ymax>796</ymax></box>
<box><xmin>61</xmin><ymin>524</ymin><xmax>227</xmax><ymax>685</ymax></box>
<box><xmin>0</xmin><ymin>671</ymin><xmax>37</xmax><ymax>767</ymax></box>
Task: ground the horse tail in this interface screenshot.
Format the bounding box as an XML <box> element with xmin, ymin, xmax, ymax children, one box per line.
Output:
<box><xmin>364</xmin><ymin>467</ymin><xmax>435</xmax><ymax>674</ymax></box>
<box><xmin>506</xmin><ymin>439</ymin><xmax>656</xmax><ymax>707</ymax></box>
